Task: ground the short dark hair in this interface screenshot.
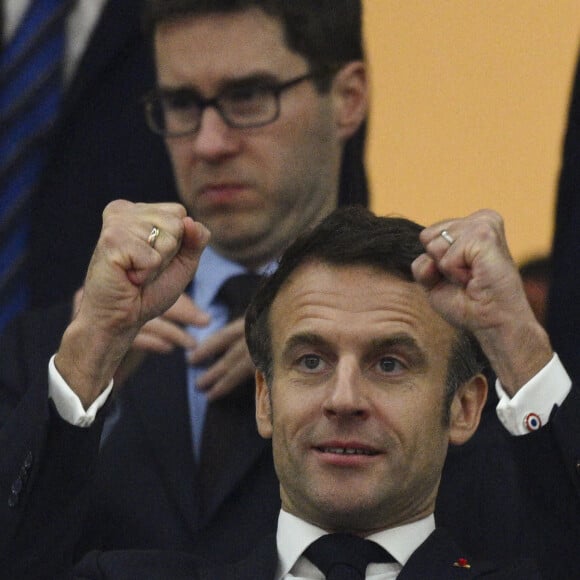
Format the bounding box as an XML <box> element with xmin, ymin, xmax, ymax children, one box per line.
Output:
<box><xmin>245</xmin><ymin>206</ymin><xmax>486</xmax><ymax>421</ymax></box>
<box><xmin>143</xmin><ymin>0</ymin><xmax>363</xmax><ymax>91</ymax></box>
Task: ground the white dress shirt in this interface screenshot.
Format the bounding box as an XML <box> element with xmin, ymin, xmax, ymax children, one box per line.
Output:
<box><xmin>495</xmin><ymin>353</ymin><xmax>571</xmax><ymax>434</ymax></box>
<box><xmin>276</xmin><ymin>510</ymin><xmax>435</xmax><ymax>580</ymax></box>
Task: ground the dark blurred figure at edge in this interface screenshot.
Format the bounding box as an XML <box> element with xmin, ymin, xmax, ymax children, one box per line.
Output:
<box><xmin>547</xmin><ymin>46</ymin><xmax>580</xmax><ymax>383</ymax></box>
<box><xmin>519</xmin><ymin>255</ymin><xmax>551</xmax><ymax>327</ymax></box>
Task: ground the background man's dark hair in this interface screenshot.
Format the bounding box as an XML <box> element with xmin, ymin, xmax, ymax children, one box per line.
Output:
<box><xmin>245</xmin><ymin>206</ymin><xmax>487</xmax><ymax>423</ymax></box>
<box><xmin>143</xmin><ymin>0</ymin><xmax>363</xmax><ymax>89</ymax></box>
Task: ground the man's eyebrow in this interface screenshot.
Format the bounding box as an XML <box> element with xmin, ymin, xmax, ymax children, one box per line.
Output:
<box><xmin>221</xmin><ymin>73</ymin><xmax>283</xmax><ymax>89</ymax></box>
<box><xmin>282</xmin><ymin>332</ymin><xmax>328</xmax><ymax>354</ymax></box>
<box><xmin>157</xmin><ymin>73</ymin><xmax>283</xmax><ymax>96</ymax></box>
<box><xmin>367</xmin><ymin>334</ymin><xmax>428</xmax><ymax>367</ymax></box>
<box><xmin>281</xmin><ymin>333</ymin><xmax>428</xmax><ymax>364</ymax></box>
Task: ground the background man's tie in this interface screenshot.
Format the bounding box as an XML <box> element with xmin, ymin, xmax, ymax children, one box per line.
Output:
<box><xmin>305</xmin><ymin>533</ymin><xmax>396</xmax><ymax>579</ymax></box>
<box><xmin>216</xmin><ymin>272</ymin><xmax>264</xmax><ymax>320</ymax></box>
<box><xmin>0</xmin><ymin>0</ymin><xmax>74</xmax><ymax>332</ymax></box>
<box><xmin>192</xmin><ymin>271</ymin><xmax>263</xmax><ymax>449</ymax></box>
<box><xmin>197</xmin><ymin>272</ymin><xmax>264</xmax><ymax>508</ymax></box>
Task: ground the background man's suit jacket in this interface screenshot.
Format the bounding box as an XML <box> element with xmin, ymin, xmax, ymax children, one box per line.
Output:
<box><xmin>73</xmin><ymin>529</ymin><xmax>541</xmax><ymax>579</ymax></box>
<box><xmin>0</xmin><ymin>305</ymin><xmax>579</xmax><ymax>580</ymax></box>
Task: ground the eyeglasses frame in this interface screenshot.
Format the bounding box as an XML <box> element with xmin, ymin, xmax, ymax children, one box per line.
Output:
<box><xmin>142</xmin><ymin>70</ymin><xmax>330</xmax><ymax>138</ymax></box>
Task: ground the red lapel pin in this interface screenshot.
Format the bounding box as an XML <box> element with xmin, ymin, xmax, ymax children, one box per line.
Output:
<box><xmin>453</xmin><ymin>557</ymin><xmax>471</xmax><ymax>569</ymax></box>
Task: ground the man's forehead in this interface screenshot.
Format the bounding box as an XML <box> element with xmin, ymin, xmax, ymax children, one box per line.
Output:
<box><xmin>269</xmin><ymin>262</ymin><xmax>456</xmax><ymax>350</ymax></box>
<box><xmin>273</xmin><ymin>261</ymin><xmax>415</xmax><ymax>302</ymax></box>
<box><xmin>153</xmin><ymin>9</ymin><xmax>305</xmax><ymax>88</ymax></box>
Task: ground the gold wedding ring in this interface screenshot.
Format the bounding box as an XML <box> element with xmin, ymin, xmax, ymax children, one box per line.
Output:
<box><xmin>440</xmin><ymin>229</ymin><xmax>454</xmax><ymax>245</ymax></box>
<box><xmin>147</xmin><ymin>226</ymin><xmax>160</xmax><ymax>248</ymax></box>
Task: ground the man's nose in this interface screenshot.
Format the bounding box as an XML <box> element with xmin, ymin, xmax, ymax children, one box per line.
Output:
<box><xmin>322</xmin><ymin>359</ymin><xmax>370</xmax><ymax>419</ymax></box>
<box><xmin>191</xmin><ymin>107</ymin><xmax>240</xmax><ymax>161</ymax></box>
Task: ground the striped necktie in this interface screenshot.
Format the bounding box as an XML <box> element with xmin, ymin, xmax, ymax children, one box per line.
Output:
<box><xmin>0</xmin><ymin>0</ymin><xmax>74</xmax><ymax>332</ymax></box>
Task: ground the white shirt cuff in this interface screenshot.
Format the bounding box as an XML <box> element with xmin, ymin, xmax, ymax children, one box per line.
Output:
<box><xmin>48</xmin><ymin>355</ymin><xmax>114</xmax><ymax>427</ymax></box>
<box><xmin>495</xmin><ymin>353</ymin><xmax>572</xmax><ymax>435</ymax></box>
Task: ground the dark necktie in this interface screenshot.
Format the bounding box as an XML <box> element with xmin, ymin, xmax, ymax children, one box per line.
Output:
<box><xmin>0</xmin><ymin>0</ymin><xmax>74</xmax><ymax>332</ymax></box>
<box><xmin>304</xmin><ymin>533</ymin><xmax>396</xmax><ymax>579</ymax></box>
<box><xmin>216</xmin><ymin>272</ymin><xmax>263</xmax><ymax>321</ymax></box>
<box><xmin>196</xmin><ymin>273</ymin><xmax>263</xmax><ymax>488</ymax></box>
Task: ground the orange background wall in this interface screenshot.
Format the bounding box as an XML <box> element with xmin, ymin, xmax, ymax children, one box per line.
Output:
<box><xmin>363</xmin><ymin>1</ymin><xmax>579</xmax><ymax>262</ymax></box>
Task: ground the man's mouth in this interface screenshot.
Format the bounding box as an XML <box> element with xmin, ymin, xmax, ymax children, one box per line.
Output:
<box><xmin>316</xmin><ymin>446</ymin><xmax>379</xmax><ymax>456</ymax></box>
<box><xmin>196</xmin><ymin>183</ymin><xmax>250</xmax><ymax>208</ymax></box>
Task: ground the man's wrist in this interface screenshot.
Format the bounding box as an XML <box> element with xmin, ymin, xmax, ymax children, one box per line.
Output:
<box><xmin>495</xmin><ymin>353</ymin><xmax>572</xmax><ymax>435</ymax></box>
<box><xmin>55</xmin><ymin>314</ymin><xmax>132</xmax><ymax>407</ymax></box>
<box><xmin>477</xmin><ymin>319</ymin><xmax>553</xmax><ymax>396</ymax></box>
<box><xmin>49</xmin><ymin>355</ymin><xmax>114</xmax><ymax>427</ymax></box>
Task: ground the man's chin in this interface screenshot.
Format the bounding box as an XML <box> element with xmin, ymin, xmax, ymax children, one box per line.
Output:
<box><xmin>306</xmin><ymin>492</ymin><xmax>386</xmax><ymax>531</ymax></box>
<box><xmin>206</xmin><ymin>218</ymin><xmax>272</xmax><ymax>249</ymax></box>
<box><xmin>312</xmin><ymin>506</ymin><xmax>386</xmax><ymax>534</ymax></box>
<box><xmin>210</xmin><ymin>229</ymin><xmax>263</xmax><ymax>251</ymax></box>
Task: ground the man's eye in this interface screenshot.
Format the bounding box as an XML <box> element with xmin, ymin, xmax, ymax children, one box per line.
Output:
<box><xmin>163</xmin><ymin>91</ymin><xmax>198</xmax><ymax>110</ymax></box>
<box><xmin>298</xmin><ymin>354</ymin><xmax>324</xmax><ymax>372</ymax></box>
<box><xmin>378</xmin><ymin>357</ymin><xmax>404</xmax><ymax>373</ymax></box>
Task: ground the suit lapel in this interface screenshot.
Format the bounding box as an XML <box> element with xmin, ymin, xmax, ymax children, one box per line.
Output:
<box><xmin>398</xmin><ymin>528</ymin><xmax>497</xmax><ymax>579</ymax></box>
<box><xmin>61</xmin><ymin>0</ymin><xmax>146</xmax><ymax>119</ymax></box>
<box><xmin>128</xmin><ymin>349</ymin><xmax>200</xmax><ymax>537</ymax></box>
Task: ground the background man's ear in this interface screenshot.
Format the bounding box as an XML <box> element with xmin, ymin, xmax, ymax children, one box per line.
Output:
<box><xmin>332</xmin><ymin>61</ymin><xmax>368</xmax><ymax>141</ymax></box>
<box><xmin>448</xmin><ymin>374</ymin><xmax>488</xmax><ymax>446</ymax></box>
<box><xmin>255</xmin><ymin>370</ymin><xmax>273</xmax><ymax>439</ymax></box>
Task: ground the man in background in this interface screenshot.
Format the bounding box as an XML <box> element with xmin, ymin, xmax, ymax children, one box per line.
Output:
<box><xmin>0</xmin><ymin>0</ymin><xmax>368</xmax><ymax>331</ymax></box>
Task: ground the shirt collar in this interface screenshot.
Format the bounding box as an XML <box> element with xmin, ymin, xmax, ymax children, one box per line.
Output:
<box><xmin>276</xmin><ymin>509</ymin><xmax>435</xmax><ymax>579</ymax></box>
<box><xmin>192</xmin><ymin>245</ymin><xmax>277</xmax><ymax>309</ymax></box>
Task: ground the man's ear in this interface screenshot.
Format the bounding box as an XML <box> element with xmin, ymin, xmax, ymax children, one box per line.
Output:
<box><xmin>255</xmin><ymin>370</ymin><xmax>273</xmax><ymax>439</ymax></box>
<box><xmin>448</xmin><ymin>374</ymin><xmax>488</xmax><ymax>446</ymax></box>
<box><xmin>331</xmin><ymin>61</ymin><xmax>368</xmax><ymax>141</ymax></box>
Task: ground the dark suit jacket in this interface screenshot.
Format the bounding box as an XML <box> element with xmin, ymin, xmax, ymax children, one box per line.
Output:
<box><xmin>547</xmin><ymin>47</ymin><xmax>580</xmax><ymax>382</ymax></box>
<box><xmin>0</xmin><ymin>304</ymin><xmax>579</xmax><ymax>579</ymax></box>
<box><xmin>73</xmin><ymin>529</ymin><xmax>540</xmax><ymax>579</ymax></box>
<box><xmin>25</xmin><ymin>0</ymin><xmax>178</xmax><ymax>310</ymax></box>
<box><xmin>440</xmin><ymin>382</ymin><xmax>580</xmax><ymax>577</ymax></box>
<box><xmin>0</xmin><ymin>305</ymin><xmax>104</xmax><ymax>578</ymax></box>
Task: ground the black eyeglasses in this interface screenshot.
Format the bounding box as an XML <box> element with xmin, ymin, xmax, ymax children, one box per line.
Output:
<box><xmin>143</xmin><ymin>72</ymin><xmax>320</xmax><ymax>138</ymax></box>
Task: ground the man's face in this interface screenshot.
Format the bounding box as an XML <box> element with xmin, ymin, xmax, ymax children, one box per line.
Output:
<box><xmin>256</xmin><ymin>262</ymin><xmax>460</xmax><ymax>533</ymax></box>
<box><xmin>154</xmin><ymin>9</ymin><xmax>358</xmax><ymax>268</ymax></box>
